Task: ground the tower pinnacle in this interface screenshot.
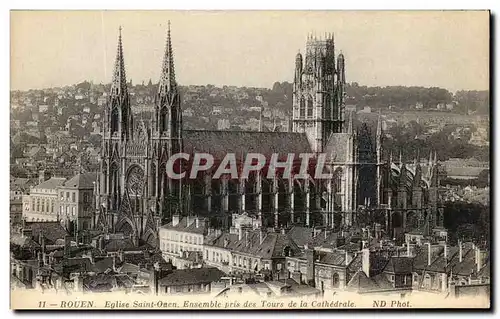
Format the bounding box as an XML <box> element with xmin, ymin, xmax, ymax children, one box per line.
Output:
<box><xmin>376</xmin><ymin>110</ymin><xmax>383</xmax><ymax>138</ymax></box>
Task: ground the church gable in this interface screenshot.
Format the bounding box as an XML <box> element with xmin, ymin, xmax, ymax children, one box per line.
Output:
<box><xmin>324</xmin><ymin>133</ymin><xmax>351</xmax><ymax>163</ymax></box>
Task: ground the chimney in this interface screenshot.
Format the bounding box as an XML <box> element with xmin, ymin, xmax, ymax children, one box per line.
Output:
<box><xmin>112</xmin><ymin>255</ymin><xmax>117</xmax><ymax>272</ymax></box>
<box><xmin>238</xmin><ymin>227</ymin><xmax>243</xmax><ymax>241</ymax></box>
<box><xmin>306</xmin><ymin>248</ymin><xmax>315</xmax><ymax>287</ymax></box>
<box><xmin>259</xmin><ymin>229</ymin><xmax>265</xmax><ymax>245</ymax></box>
<box><xmin>98</xmin><ymin>236</ymin><xmax>105</xmax><ymax>250</ymax></box>
<box><xmin>245</xmin><ymin>230</ymin><xmax>249</xmax><ymax>246</ymax></box>
<box><xmin>21</xmin><ymin>228</ymin><xmax>32</xmax><ymax>239</ymax></box>
<box><xmin>406</xmin><ymin>241</ymin><xmax>411</xmax><ymax>257</ymax></box>
<box><xmin>313</xmin><ymin>228</ymin><xmax>321</xmax><ymax>238</ymax></box>
<box><xmin>345</xmin><ymin>251</ymin><xmax>352</xmax><ymax>266</ymax></box>
<box><xmin>37</xmin><ymin>251</ymin><xmax>43</xmax><ymax>267</ymax></box>
<box><xmin>362</xmin><ymin>248</ymin><xmax>370</xmax><ymax>277</ymax></box>
<box><xmin>444</xmin><ymin>243</ymin><xmax>448</xmax><ymax>262</ymax></box>
<box><xmin>41</xmin><ymin>235</ymin><xmax>46</xmax><ymax>254</ymax></box>
<box><xmin>459</xmin><ymin>240</ymin><xmax>463</xmax><ymax>263</ymax></box>
<box><xmin>172</xmin><ymin>214</ymin><xmax>180</xmax><ymax>227</ymax></box>
<box><xmin>427</xmin><ymin>242</ymin><xmax>432</xmax><ymax>266</ymax></box>
<box><xmin>223</xmin><ymin>237</ymin><xmax>229</xmax><ymax>248</ymax></box>
<box><xmin>374</xmin><ymin>223</ymin><xmax>381</xmax><ymax>239</ymax></box>
<box><xmin>38</xmin><ymin>170</ymin><xmax>47</xmax><ymax>185</ymax></box>
<box><xmin>281</xmin><ymin>228</ymin><xmax>286</xmax><ymax>235</ymax></box>
<box><xmin>196</xmin><ymin>217</ymin><xmax>200</xmax><ymax>228</ymax></box>
<box><xmin>64</xmin><ymin>235</ymin><xmax>71</xmax><ymax>258</ymax></box>
<box><xmin>476</xmin><ymin>246</ymin><xmax>484</xmax><ymax>273</ymax></box>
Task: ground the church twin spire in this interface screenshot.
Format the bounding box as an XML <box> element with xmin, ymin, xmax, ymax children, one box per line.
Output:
<box><xmin>158</xmin><ymin>20</ymin><xmax>177</xmax><ymax>96</ymax></box>
<box><xmin>109</xmin><ymin>23</ymin><xmax>177</xmax><ymax>98</ymax></box>
<box><xmin>110</xmin><ymin>26</ymin><xmax>128</xmax><ymax>97</ymax></box>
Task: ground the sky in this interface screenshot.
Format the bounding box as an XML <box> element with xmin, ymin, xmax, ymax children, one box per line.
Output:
<box><xmin>10</xmin><ymin>10</ymin><xmax>489</xmax><ymax>92</ymax></box>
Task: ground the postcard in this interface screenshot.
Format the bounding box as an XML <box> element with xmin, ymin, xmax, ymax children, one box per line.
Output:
<box><xmin>9</xmin><ymin>10</ymin><xmax>490</xmax><ymax>310</ymax></box>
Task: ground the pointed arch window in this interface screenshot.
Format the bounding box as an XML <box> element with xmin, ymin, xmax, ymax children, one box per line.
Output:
<box><xmin>111</xmin><ymin>108</ymin><xmax>119</xmax><ymax>134</ymax></box>
<box><xmin>161</xmin><ymin>109</ymin><xmax>169</xmax><ymax>133</ymax></box>
<box><xmin>151</xmin><ymin>164</ymin><xmax>157</xmax><ymax>197</ymax></box>
<box><xmin>333</xmin><ymin>168</ymin><xmax>343</xmax><ymax>211</ymax></box>
<box><xmin>307</xmin><ymin>96</ymin><xmax>314</xmax><ymax>118</ymax></box>
<box><xmin>299</xmin><ymin>96</ymin><xmax>306</xmax><ymax>118</ymax></box>
<box><xmin>110</xmin><ymin>163</ymin><xmax>119</xmax><ymax>210</ymax></box>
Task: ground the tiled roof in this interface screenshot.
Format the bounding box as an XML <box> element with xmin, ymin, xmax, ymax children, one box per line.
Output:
<box><xmin>451</xmin><ymin>248</ymin><xmax>479</xmax><ymax>276</ymax></box>
<box><xmin>158</xmin><ymin>267</ymin><xmax>224</xmax><ymax>287</ymax></box>
<box><xmin>347</xmin><ymin>254</ymin><xmax>362</xmax><ymax>273</ymax></box>
<box><xmin>161</xmin><ymin>217</ymin><xmax>208</xmax><ymax>235</ymax></box>
<box><xmin>56</xmin><ymin>257</ymin><xmax>94</xmax><ymax>276</ymax></box>
<box><xmin>103</xmin><ymin>238</ymin><xmax>136</xmax><ymax>252</ymax></box>
<box><xmin>205</xmin><ymin>232</ymin><xmax>239</xmax><ymax>248</ymax></box>
<box><xmin>10</xmin><ymin>178</ymin><xmax>36</xmax><ymax>192</ymax></box>
<box><xmin>478</xmin><ymin>261</ymin><xmax>490</xmax><ymax>277</ymax></box>
<box><xmin>92</xmin><ymin>257</ymin><xmax>115</xmax><ymax>273</ymax></box>
<box><xmin>347</xmin><ymin>270</ymin><xmax>393</xmax><ymax>292</ymax></box>
<box><xmin>10</xmin><ymin>233</ymin><xmax>40</xmax><ymax>249</ymax></box>
<box><xmin>122</xmin><ymin>251</ymin><xmax>172</xmax><ymax>270</ymax></box>
<box><xmin>309</xmin><ymin>231</ymin><xmax>340</xmax><ymax>248</ymax></box>
<box><xmin>227</xmin><ymin>230</ymin><xmax>301</xmax><ymax>259</ymax></box>
<box><xmin>286</xmin><ymin>226</ymin><xmax>314</xmax><ymax>247</ymax></box>
<box><xmin>371</xmin><ymin>273</ymin><xmax>394</xmax><ymax>290</ymax></box>
<box><xmin>346</xmin><ymin>270</ymin><xmax>377</xmax><ymax>291</ymax></box>
<box><xmin>115</xmin><ymin>274</ymin><xmax>135</xmax><ymax>289</ymax></box>
<box><xmin>119</xmin><ymin>262</ymin><xmax>140</xmax><ymax>274</ymax></box>
<box><xmin>83</xmin><ymin>274</ymin><xmax>115</xmax><ymax>292</ymax></box>
<box><xmin>25</xmin><ymin>221</ymin><xmax>69</xmax><ymax>245</ymax></box>
<box><xmin>315</xmin><ymin>250</ymin><xmax>346</xmax><ymax>266</ymax></box>
<box><xmin>383</xmin><ymin>256</ymin><xmax>413</xmax><ymax>274</ymax></box>
<box><xmin>412</xmin><ymin>242</ymin><xmax>486</xmax><ymax>278</ymax></box>
<box><xmin>33</xmin><ymin>177</ymin><xmax>66</xmax><ymax>191</ymax></box>
<box><xmin>61</xmin><ymin>172</ymin><xmax>97</xmax><ymax>189</ymax></box>
<box><xmin>183</xmin><ymin>130</ymin><xmax>312</xmax><ymax>160</ymax></box>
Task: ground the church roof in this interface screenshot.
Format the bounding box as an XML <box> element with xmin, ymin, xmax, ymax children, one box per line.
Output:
<box><xmin>183</xmin><ymin>130</ymin><xmax>312</xmax><ymax>160</ymax></box>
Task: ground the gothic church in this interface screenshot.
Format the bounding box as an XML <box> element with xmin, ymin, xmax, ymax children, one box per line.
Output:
<box><xmin>95</xmin><ymin>24</ymin><xmax>443</xmax><ymax>247</ymax></box>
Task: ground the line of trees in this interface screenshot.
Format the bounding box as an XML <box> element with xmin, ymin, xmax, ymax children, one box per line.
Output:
<box><xmin>269</xmin><ymin>81</ymin><xmax>489</xmax><ymax>114</ymax></box>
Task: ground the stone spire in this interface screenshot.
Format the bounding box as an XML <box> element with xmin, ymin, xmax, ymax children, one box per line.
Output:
<box><xmin>110</xmin><ymin>26</ymin><xmax>128</xmax><ymax>97</ymax></box>
<box><xmin>158</xmin><ymin>21</ymin><xmax>177</xmax><ymax>95</ymax></box>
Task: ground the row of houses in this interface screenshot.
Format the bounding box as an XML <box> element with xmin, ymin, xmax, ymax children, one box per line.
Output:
<box><xmin>13</xmin><ymin>172</ymin><xmax>97</xmax><ymax>232</ymax></box>
<box><xmin>158</xmin><ymin>214</ymin><xmax>490</xmax><ymax>297</ymax></box>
